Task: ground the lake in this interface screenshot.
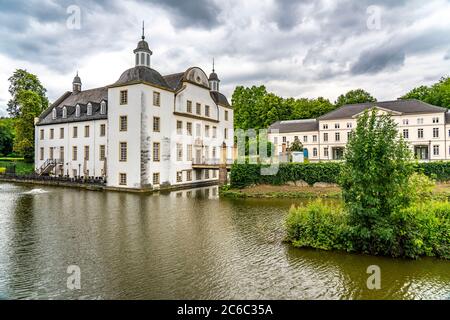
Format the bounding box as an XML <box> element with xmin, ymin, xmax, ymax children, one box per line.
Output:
<box><xmin>0</xmin><ymin>182</ymin><xmax>448</xmax><ymax>300</ymax></box>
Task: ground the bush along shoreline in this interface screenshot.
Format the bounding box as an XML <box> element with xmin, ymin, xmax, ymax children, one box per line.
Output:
<box><xmin>284</xmin><ymin>110</ymin><xmax>450</xmax><ymax>259</ymax></box>
<box><xmin>229</xmin><ymin>161</ymin><xmax>450</xmax><ymax>190</ymax></box>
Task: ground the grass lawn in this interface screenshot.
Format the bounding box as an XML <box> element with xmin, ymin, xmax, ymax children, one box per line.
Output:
<box><xmin>0</xmin><ymin>159</ymin><xmax>35</xmax><ymax>175</ymax></box>
<box><xmin>221</xmin><ymin>183</ymin><xmax>450</xmax><ymax>199</ymax></box>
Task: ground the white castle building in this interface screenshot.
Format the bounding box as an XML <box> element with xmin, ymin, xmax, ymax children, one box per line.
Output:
<box><xmin>269</xmin><ymin>100</ymin><xmax>450</xmax><ymax>162</ymax></box>
<box><xmin>35</xmin><ymin>30</ymin><xmax>234</xmax><ymax>190</ymax></box>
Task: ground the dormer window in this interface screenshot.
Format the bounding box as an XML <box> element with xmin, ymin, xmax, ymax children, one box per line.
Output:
<box><xmin>87</xmin><ymin>103</ymin><xmax>93</xmax><ymax>116</ymax></box>
<box><xmin>75</xmin><ymin>104</ymin><xmax>81</xmax><ymax>117</ymax></box>
<box><xmin>52</xmin><ymin>108</ymin><xmax>57</xmax><ymax>120</ymax></box>
<box><xmin>100</xmin><ymin>101</ymin><xmax>106</xmax><ymax>115</ymax></box>
<box><xmin>62</xmin><ymin>107</ymin><xmax>67</xmax><ymax>119</ymax></box>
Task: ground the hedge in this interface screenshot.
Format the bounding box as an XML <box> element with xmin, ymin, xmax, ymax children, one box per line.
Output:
<box><xmin>416</xmin><ymin>162</ymin><xmax>450</xmax><ymax>181</ymax></box>
<box><xmin>230</xmin><ymin>161</ymin><xmax>450</xmax><ymax>188</ymax></box>
<box><xmin>230</xmin><ymin>162</ymin><xmax>342</xmax><ymax>188</ymax></box>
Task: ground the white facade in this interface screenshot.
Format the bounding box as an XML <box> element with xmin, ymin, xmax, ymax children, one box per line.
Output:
<box><xmin>35</xmin><ymin>119</ymin><xmax>107</xmax><ymax>177</ymax></box>
<box><xmin>269</xmin><ymin>102</ymin><xmax>450</xmax><ymax>162</ymax></box>
<box><xmin>35</xmin><ymin>35</ymin><xmax>234</xmax><ymax>190</ymax></box>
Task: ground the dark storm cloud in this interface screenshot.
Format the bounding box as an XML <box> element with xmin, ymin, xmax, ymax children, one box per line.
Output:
<box><xmin>351</xmin><ymin>28</ymin><xmax>450</xmax><ymax>75</ymax></box>
<box><xmin>143</xmin><ymin>0</ymin><xmax>222</xmax><ymax>28</ymax></box>
<box><xmin>0</xmin><ymin>0</ymin><xmax>449</xmax><ymax>105</ymax></box>
<box><xmin>272</xmin><ymin>0</ymin><xmax>313</xmax><ymax>31</ymax></box>
<box><xmin>0</xmin><ymin>0</ymin><xmax>221</xmax><ymax>72</ymax></box>
<box><xmin>351</xmin><ymin>46</ymin><xmax>406</xmax><ymax>75</ymax></box>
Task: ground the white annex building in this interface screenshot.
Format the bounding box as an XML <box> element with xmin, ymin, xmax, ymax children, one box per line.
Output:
<box><xmin>35</xmin><ymin>29</ymin><xmax>234</xmax><ymax>190</ymax></box>
<box><xmin>269</xmin><ymin>100</ymin><xmax>450</xmax><ymax>162</ymax></box>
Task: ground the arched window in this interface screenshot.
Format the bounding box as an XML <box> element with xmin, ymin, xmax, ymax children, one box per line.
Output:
<box><xmin>75</xmin><ymin>104</ymin><xmax>80</xmax><ymax>117</ymax></box>
<box><xmin>100</xmin><ymin>101</ymin><xmax>106</xmax><ymax>115</ymax></box>
<box><xmin>52</xmin><ymin>108</ymin><xmax>57</xmax><ymax>120</ymax></box>
<box><xmin>141</xmin><ymin>53</ymin><xmax>145</xmax><ymax>66</ymax></box>
<box><xmin>135</xmin><ymin>54</ymin><xmax>139</xmax><ymax>66</ymax></box>
<box><xmin>62</xmin><ymin>107</ymin><xmax>67</xmax><ymax>119</ymax></box>
<box><xmin>87</xmin><ymin>103</ymin><xmax>92</xmax><ymax>116</ymax></box>
<box><xmin>146</xmin><ymin>54</ymin><xmax>150</xmax><ymax>66</ymax></box>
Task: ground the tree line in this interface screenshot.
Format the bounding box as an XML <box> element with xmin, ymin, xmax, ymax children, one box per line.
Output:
<box><xmin>232</xmin><ymin>76</ymin><xmax>450</xmax><ymax>130</ymax></box>
<box><xmin>0</xmin><ymin>69</ymin><xmax>449</xmax><ymax>161</ymax></box>
<box><xmin>0</xmin><ymin>69</ymin><xmax>48</xmax><ymax>161</ymax></box>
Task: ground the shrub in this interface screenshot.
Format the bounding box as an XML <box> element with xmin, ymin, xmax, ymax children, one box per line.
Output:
<box><xmin>286</xmin><ymin>199</ymin><xmax>450</xmax><ymax>259</ymax></box>
<box><xmin>230</xmin><ymin>161</ymin><xmax>450</xmax><ymax>190</ymax></box>
<box><xmin>391</xmin><ymin>202</ymin><xmax>450</xmax><ymax>259</ymax></box>
<box><xmin>230</xmin><ymin>162</ymin><xmax>342</xmax><ymax>188</ymax></box>
<box><xmin>286</xmin><ymin>200</ymin><xmax>350</xmax><ymax>251</ymax></box>
<box><xmin>416</xmin><ymin>161</ymin><xmax>450</xmax><ymax>181</ymax></box>
<box><xmin>284</xmin><ymin>110</ymin><xmax>450</xmax><ymax>259</ymax></box>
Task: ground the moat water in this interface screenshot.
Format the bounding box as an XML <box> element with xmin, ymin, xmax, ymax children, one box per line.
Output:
<box><xmin>0</xmin><ymin>182</ymin><xmax>448</xmax><ymax>300</ymax></box>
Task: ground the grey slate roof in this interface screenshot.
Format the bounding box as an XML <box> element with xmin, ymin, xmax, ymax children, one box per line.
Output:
<box><xmin>210</xmin><ymin>91</ymin><xmax>231</xmax><ymax>108</ymax></box>
<box><xmin>163</xmin><ymin>72</ymin><xmax>184</xmax><ymax>90</ymax></box>
<box><xmin>319</xmin><ymin>99</ymin><xmax>447</xmax><ymax>121</ymax></box>
<box><xmin>442</xmin><ymin>111</ymin><xmax>450</xmax><ymax>124</ymax></box>
<box><xmin>134</xmin><ymin>39</ymin><xmax>152</xmax><ymax>54</ymax></box>
<box><xmin>163</xmin><ymin>72</ymin><xmax>231</xmax><ymax>107</ymax></box>
<box><xmin>115</xmin><ymin>66</ymin><xmax>172</xmax><ymax>90</ymax></box>
<box><xmin>209</xmin><ymin>72</ymin><xmax>219</xmax><ymax>81</ymax></box>
<box><xmin>37</xmin><ymin>87</ymin><xmax>108</xmax><ymax>126</ymax></box>
<box><xmin>269</xmin><ymin>119</ymin><xmax>318</xmax><ymax>133</ymax></box>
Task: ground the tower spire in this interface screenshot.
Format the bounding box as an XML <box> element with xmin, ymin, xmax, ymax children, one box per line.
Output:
<box><xmin>208</xmin><ymin>59</ymin><xmax>220</xmax><ymax>92</ymax></box>
<box><xmin>134</xmin><ymin>21</ymin><xmax>152</xmax><ymax>67</ymax></box>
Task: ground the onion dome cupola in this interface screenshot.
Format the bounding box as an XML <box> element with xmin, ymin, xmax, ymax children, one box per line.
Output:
<box><xmin>134</xmin><ymin>21</ymin><xmax>153</xmax><ymax>68</ymax></box>
<box><xmin>72</xmin><ymin>72</ymin><xmax>82</xmax><ymax>93</ymax></box>
<box><xmin>209</xmin><ymin>58</ymin><xmax>220</xmax><ymax>92</ymax></box>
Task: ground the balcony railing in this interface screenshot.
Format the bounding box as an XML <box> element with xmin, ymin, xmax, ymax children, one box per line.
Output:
<box><xmin>192</xmin><ymin>158</ymin><xmax>234</xmax><ymax>166</ymax></box>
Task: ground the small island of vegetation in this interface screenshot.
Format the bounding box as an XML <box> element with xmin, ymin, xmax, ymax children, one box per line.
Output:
<box><xmin>285</xmin><ymin>110</ymin><xmax>449</xmax><ymax>259</ymax></box>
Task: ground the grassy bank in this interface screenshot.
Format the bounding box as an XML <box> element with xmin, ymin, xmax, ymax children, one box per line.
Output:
<box><xmin>286</xmin><ymin>199</ymin><xmax>450</xmax><ymax>259</ymax></box>
<box><xmin>0</xmin><ymin>158</ymin><xmax>34</xmax><ymax>175</ymax></box>
<box><xmin>221</xmin><ymin>183</ymin><xmax>450</xmax><ymax>199</ymax></box>
<box><xmin>220</xmin><ymin>184</ymin><xmax>342</xmax><ymax>199</ymax></box>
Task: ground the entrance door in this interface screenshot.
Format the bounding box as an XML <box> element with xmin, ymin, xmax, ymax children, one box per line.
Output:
<box><xmin>414</xmin><ymin>146</ymin><xmax>429</xmax><ymax>160</ymax></box>
<box><xmin>195</xmin><ymin>149</ymin><xmax>202</xmax><ymax>164</ymax></box>
<box><xmin>332</xmin><ymin>147</ymin><xmax>345</xmax><ymax>160</ymax></box>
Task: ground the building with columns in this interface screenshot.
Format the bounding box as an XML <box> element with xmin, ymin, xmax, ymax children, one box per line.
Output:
<box><xmin>269</xmin><ymin>100</ymin><xmax>450</xmax><ymax>162</ymax></box>
<box><xmin>35</xmin><ymin>29</ymin><xmax>234</xmax><ymax>190</ymax></box>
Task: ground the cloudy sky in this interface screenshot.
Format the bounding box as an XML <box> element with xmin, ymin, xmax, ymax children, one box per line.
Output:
<box><xmin>1</xmin><ymin>0</ymin><xmax>450</xmax><ymax>116</ymax></box>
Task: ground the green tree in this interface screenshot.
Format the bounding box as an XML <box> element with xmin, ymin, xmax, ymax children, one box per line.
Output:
<box><xmin>400</xmin><ymin>85</ymin><xmax>432</xmax><ymax>101</ymax></box>
<box><xmin>232</xmin><ymin>86</ymin><xmax>336</xmax><ymax>130</ymax></box>
<box><xmin>232</xmin><ymin>85</ymin><xmax>268</xmax><ymax>130</ymax></box>
<box><xmin>400</xmin><ymin>76</ymin><xmax>450</xmax><ymax>108</ymax></box>
<box><xmin>340</xmin><ymin>109</ymin><xmax>415</xmax><ymax>255</ymax></box>
<box><xmin>7</xmin><ymin>69</ymin><xmax>48</xmax><ymax>117</ymax></box>
<box><xmin>335</xmin><ymin>89</ymin><xmax>377</xmax><ymax>107</ymax></box>
<box><xmin>14</xmin><ymin>91</ymin><xmax>46</xmax><ymax>161</ymax></box>
<box><xmin>289</xmin><ymin>137</ymin><xmax>303</xmax><ymax>152</ymax></box>
<box><xmin>0</xmin><ymin>118</ymin><xmax>15</xmax><ymax>156</ymax></box>
<box><xmin>291</xmin><ymin>97</ymin><xmax>335</xmax><ymax>119</ymax></box>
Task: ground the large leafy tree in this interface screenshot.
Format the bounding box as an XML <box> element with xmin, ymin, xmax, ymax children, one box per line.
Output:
<box><xmin>335</xmin><ymin>89</ymin><xmax>377</xmax><ymax>107</ymax></box>
<box><xmin>232</xmin><ymin>85</ymin><xmax>336</xmax><ymax>130</ymax></box>
<box><xmin>7</xmin><ymin>69</ymin><xmax>48</xmax><ymax>117</ymax></box>
<box><xmin>14</xmin><ymin>91</ymin><xmax>46</xmax><ymax>161</ymax></box>
<box><xmin>401</xmin><ymin>77</ymin><xmax>450</xmax><ymax>108</ymax></box>
<box><xmin>0</xmin><ymin>118</ymin><xmax>15</xmax><ymax>156</ymax></box>
<box><xmin>340</xmin><ymin>109</ymin><xmax>415</xmax><ymax>255</ymax></box>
